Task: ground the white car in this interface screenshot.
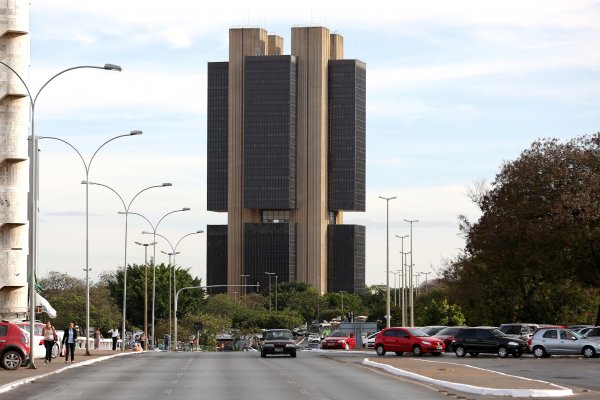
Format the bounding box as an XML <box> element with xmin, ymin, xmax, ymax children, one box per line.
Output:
<box><xmin>363</xmin><ymin>331</ymin><xmax>380</xmax><ymax>349</ymax></box>
<box><xmin>308</xmin><ymin>334</ymin><xmax>321</xmax><ymax>344</ymax></box>
<box><xmin>15</xmin><ymin>322</ymin><xmax>63</xmax><ymax>359</ymax></box>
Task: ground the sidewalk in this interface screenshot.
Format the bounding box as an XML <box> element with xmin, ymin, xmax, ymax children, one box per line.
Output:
<box><xmin>0</xmin><ymin>350</ymin><xmax>135</xmax><ymax>394</ymax></box>
<box><xmin>363</xmin><ymin>357</ymin><xmax>574</xmax><ymax>397</ymax></box>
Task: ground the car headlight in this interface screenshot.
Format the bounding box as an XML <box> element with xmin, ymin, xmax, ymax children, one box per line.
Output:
<box><xmin>422</xmin><ymin>341</ymin><xmax>431</xmax><ymax>345</ymax></box>
<box><xmin>338</xmin><ymin>340</ymin><xmax>345</xmax><ymax>343</ymax></box>
<box><xmin>263</xmin><ymin>344</ymin><xmax>274</xmax><ymax>348</ymax></box>
<box><xmin>286</xmin><ymin>344</ymin><xmax>295</xmax><ymax>348</ymax></box>
<box><xmin>508</xmin><ymin>341</ymin><xmax>519</xmax><ymax>346</ymax></box>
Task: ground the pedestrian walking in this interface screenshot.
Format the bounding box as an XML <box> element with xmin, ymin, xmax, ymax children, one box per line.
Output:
<box><xmin>41</xmin><ymin>321</ymin><xmax>58</xmax><ymax>363</ymax></box>
<box><xmin>164</xmin><ymin>333</ymin><xmax>170</xmax><ymax>350</ymax></box>
<box><xmin>62</xmin><ymin>321</ymin><xmax>78</xmax><ymax>363</ymax></box>
<box><xmin>130</xmin><ymin>332</ymin><xmax>137</xmax><ymax>350</ymax></box>
<box><xmin>139</xmin><ymin>332</ymin><xmax>146</xmax><ymax>350</ymax></box>
<box><xmin>108</xmin><ymin>326</ymin><xmax>119</xmax><ymax>350</ymax></box>
<box><xmin>94</xmin><ymin>326</ymin><xmax>101</xmax><ymax>350</ymax></box>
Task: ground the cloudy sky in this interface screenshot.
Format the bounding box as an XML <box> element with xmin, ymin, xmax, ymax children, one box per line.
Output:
<box><xmin>28</xmin><ymin>0</ymin><xmax>600</xmax><ymax>287</ymax></box>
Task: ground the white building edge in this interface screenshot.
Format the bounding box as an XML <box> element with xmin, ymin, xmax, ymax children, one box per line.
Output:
<box><xmin>0</xmin><ymin>0</ymin><xmax>30</xmax><ymax>320</ymax></box>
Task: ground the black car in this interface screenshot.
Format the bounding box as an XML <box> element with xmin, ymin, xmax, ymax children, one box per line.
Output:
<box><xmin>260</xmin><ymin>329</ymin><xmax>297</xmax><ymax>358</ymax></box>
<box><xmin>452</xmin><ymin>327</ymin><xmax>527</xmax><ymax>358</ymax></box>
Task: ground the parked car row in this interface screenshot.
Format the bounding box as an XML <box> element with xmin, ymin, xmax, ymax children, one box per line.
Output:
<box><xmin>364</xmin><ymin>324</ymin><xmax>600</xmax><ymax>359</ymax></box>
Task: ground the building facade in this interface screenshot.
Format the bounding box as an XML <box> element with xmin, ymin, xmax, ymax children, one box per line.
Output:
<box><xmin>0</xmin><ymin>0</ymin><xmax>29</xmax><ymax>319</ymax></box>
<box><xmin>207</xmin><ymin>26</ymin><xmax>365</xmax><ymax>295</ymax></box>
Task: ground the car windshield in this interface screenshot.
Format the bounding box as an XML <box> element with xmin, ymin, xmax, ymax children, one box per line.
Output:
<box><xmin>492</xmin><ymin>329</ymin><xmax>507</xmax><ymax>337</ymax></box>
<box><xmin>408</xmin><ymin>328</ymin><xmax>430</xmax><ymax>337</ymax></box>
<box><xmin>499</xmin><ymin>326</ymin><xmax>522</xmax><ymax>335</ymax></box>
<box><xmin>264</xmin><ymin>330</ymin><xmax>293</xmax><ymax>340</ymax></box>
<box><xmin>327</xmin><ymin>331</ymin><xmax>347</xmax><ymax>338</ymax></box>
<box><xmin>435</xmin><ymin>327</ymin><xmax>461</xmax><ymax>336</ymax></box>
<box><xmin>571</xmin><ymin>330</ymin><xmax>585</xmax><ymax>339</ymax></box>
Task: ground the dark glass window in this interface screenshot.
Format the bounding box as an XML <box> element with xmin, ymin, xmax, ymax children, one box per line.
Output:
<box><xmin>207</xmin><ymin>62</ymin><xmax>229</xmax><ymax>212</ymax></box>
<box><xmin>243</xmin><ymin>56</ymin><xmax>297</xmax><ymax>210</ymax></box>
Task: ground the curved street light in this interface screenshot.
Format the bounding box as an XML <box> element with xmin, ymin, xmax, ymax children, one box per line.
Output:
<box><xmin>145</xmin><ymin>230</ymin><xmax>204</xmax><ymax>349</ymax></box>
<box><xmin>0</xmin><ymin>61</ymin><xmax>121</xmax><ymax>368</ymax></box>
<box><xmin>84</xmin><ymin>181</ymin><xmax>172</xmax><ymax>350</ymax></box>
<box><xmin>39</xmin><ymin>131</ymin><xmax>141</xmax><ymax>355</ymax></box>
<box><xmin>134</xmin><ymin>208</ymin><xmax>190</xmax><ymax>347</ymax></box>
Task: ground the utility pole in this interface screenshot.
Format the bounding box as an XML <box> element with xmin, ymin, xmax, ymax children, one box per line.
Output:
<box><xmin>404</xmin><ymin>219</ymin><xmax>419</xmax><ymax>327</ymax></box>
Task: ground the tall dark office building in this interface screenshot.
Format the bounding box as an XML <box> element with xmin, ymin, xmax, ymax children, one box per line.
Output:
<box><xmin>207</xmin><ymin>26</ymin><xmax>365</xmax><ymax>295</ymax></box>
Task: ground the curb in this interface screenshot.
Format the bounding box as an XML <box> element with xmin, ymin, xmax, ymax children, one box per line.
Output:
<box><xmin>0</xmin><ymin>352</ymin><xmax>140</xmax><ymax>395</ymax></box>
<box><xmin>362</xmin><ymin>358</ymin><xmax>574</xmax><ymax>398</ymax></box>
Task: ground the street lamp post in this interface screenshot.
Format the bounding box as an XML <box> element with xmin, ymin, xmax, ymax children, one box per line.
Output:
<box><xmin>145</xmin><ymin>229</ymin><xmax>203</xmax><ymax>350</ymax></box>
<box><xmin>421</xmin><ymin>271</ymin><xmax>431</xmax><ymax>292</ymax></box>
<box><xmin>395</xmin><ymin>233</ymin><xmax>409</xmax><ymax>327</ymax></box>
<box><xmin>159</xmin><ymin>249</ymin><xmax>177</xmax><ymax>342</ymax></box>
<box><xmin>240</xmin><ymin>274</ymin><xmax>250</xmax><ymax>302</ymax></box>
<box><xmin>274</xmin><ymin>275</ymin><xmax>278</xmax><ymax>312</ymax></box>
<box><xmin>39</xmin><ymin>131</ymin><xmax>141</xmax><ymax>356</ymax></box>
<box><xmin>390</xmin><ymin>270</ymin><xmax>399</xmax><ymax>306</ymax></box>
<box><xmin>84</xmin><ymin>181</ymin><xmax>172</xmax><ymax>351</ymax></box>
<box><xmin>0</xmin><ymin>61</ymin><xmax>121</xmax><ymax>368</ymax></box>
<box><xmin>379</xmin><ymin>195</ymin><xmax>396</xmax><ymax>328</ymax></box>
<box><xmin>134</xmin><ymin>241</ymin><xmax>156</xmax><ymax>351</ymax></box>
<box><xmin>404</xmin><ymin>219</ymin><xmax>419</xmax><ymax>327</ymax></box>
<box><xmin>414</xmin><ymin>271</ymin><xmax>421</xmax><ymax>296</ymax></box>
<box><xmin>139</xmin><ymin>208</ymin><xmax>190</xmax><ymax>348</ymax></box>
<box><xmin>265</xmin><ymin>272</ymin><xmax>275</xmax><ymax>314</ymax></box>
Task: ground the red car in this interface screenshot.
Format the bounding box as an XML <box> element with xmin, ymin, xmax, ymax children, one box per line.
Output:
<box><xmin>375</xmin><ymin>327</ymin><xmax>445</xmax><ymax>356</ymax></box>
<box><xmin>320</xmin><ymin>331</ymin><xmax>355</xmax><ymax>350</ymax></box>
<box><xmin>0</xmin><ymin>321</ymin><xmax>30</xmax><ymax>370</ymax></box>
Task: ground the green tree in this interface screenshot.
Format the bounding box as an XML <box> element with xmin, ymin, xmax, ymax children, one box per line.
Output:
<box><xmin>38</xmin><ymin>271</ymin><xmax>121</xmax><ymax>332</ymax></box>
<box><xmin>102</xmin><ymin>263</ymin><xmax>203</xmax><ymax>331</ymax></box>
<box><xmin>419</xmin><ymin>299</ymin><xmax>466</xmax><ymax>326</ymax></box>
<box><xmin>445</xmin><ymin>133</ymin><xmax>600</xmax><ymax>325</ymax></box>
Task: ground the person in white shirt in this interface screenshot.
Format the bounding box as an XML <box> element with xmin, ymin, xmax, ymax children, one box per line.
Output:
<box><xmin>108</xmin><ymin>326</ymin><xmax>119</xmax><ymax>350</ymax></box>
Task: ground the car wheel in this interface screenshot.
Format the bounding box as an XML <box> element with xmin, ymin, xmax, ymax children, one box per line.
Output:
<box><xmin>375</xmin><ymin>344</ymin><xmax>386</xmax><ymax>356</ymax></box>
<box><xmin>290</xmin><ymin>352</ymin><xmax>296</xmax><ymax>358</ymax></box>
<box><xmin>344</xmin><ymin>342</ymin><xmax>350</xmax><ymax>350</ymax></box>
<box><xmin>455</xmin><ymin>345</ymin><xmax>466</xmax><ymax>357</ymax></box>
<box><xmin>582</xmin><ymin>346</ymin><xmax>595</xmax><ymax>358</ymax></box>
<box><xmin>412</xmin><ymin>345</ymin><xmax>423</xmax><ymax>357</ymax></box>
<box><xmin>498</xmin><ymin>346</ymin><xmax>508</xmax><ymax>358</ymax></box>
<box><xmin>533</xmin><ymin>346</ymin><xmax>546</xmax><ymax>358</ymax></box>
<box><xmin>469</xmin><ymin>352</ymin><xmax>479</xmax><ymax>357</ymax></box>
<box><xmin>2</xmin><ymin>351</ymin><xmax>22</xmax><ymax>370</ymax></box>
<box><xmin>260</xmin><ymin>351</ymin><xmax>266</xmax><ymax>358</ymax></box>
<box><xmin>52</xmin><ymin>342</ymin><xmax>60</xmax><ymax>358</ymax></box>
<box><xmin>394</xmin><ymin>352</ymin><xmax>404</xmax><ymax>356</ymax></box>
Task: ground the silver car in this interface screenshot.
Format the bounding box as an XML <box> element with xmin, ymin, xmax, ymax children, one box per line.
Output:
<box><xmin>530</xmin><ymin>328</ymin><xmax>600</xmax><ymax>358</ymax></box>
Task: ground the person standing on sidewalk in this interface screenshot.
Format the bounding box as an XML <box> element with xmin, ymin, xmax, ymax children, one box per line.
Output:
<box><xmin>41</xmin><ymin>321</ymin><xmax>58</xmax><ymax>363</ymax></box>
<box><xmin>62</xmin><ymin>321</ymin><xmax>78</xmax><ymax>363</ymax></box>
<box><xmin>108</xmin><ymin>326</ymin><xmax>119</xmax><ymax>351</ymax></box>
<box><xmin>94</xmin><ymin>326</ymin><xmax>102</xmax><ymax>350</ymax></box>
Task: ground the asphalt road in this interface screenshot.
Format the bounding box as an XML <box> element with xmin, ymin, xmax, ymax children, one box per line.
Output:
<box><xmin>0</xmin><ymin>351</ymin><xmax>453</xmax><ymax>400</ymax></box>
<box><xmin>3</xmin><ymin>350</ymin><xmax>600</xmax><ymax>399</ymax></box>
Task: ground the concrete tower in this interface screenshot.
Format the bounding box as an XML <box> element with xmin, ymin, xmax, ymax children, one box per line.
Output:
<box><xmin>0</xmin><ymin>0</ymin><xmax>30</xmax><ymax>319</ymax></box>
